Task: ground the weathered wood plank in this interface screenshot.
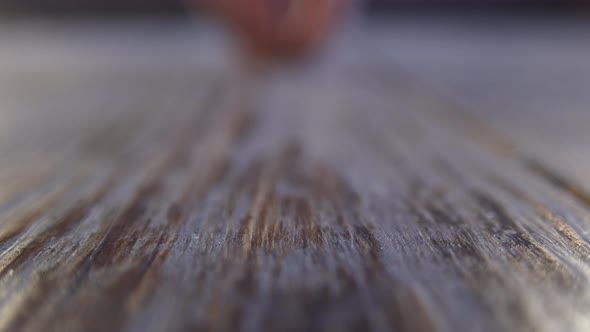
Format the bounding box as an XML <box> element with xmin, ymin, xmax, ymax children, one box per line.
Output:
<box><xmin>0</xmin><ymin>18</ymin><xmax>589</xmax><ymax>332</ymax></box>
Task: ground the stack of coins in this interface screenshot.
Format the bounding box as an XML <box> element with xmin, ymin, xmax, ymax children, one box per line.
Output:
<box><xmin>202</xmin><ymin>0</ymin><xmax>345</xmax><ymax>59</ymax></box>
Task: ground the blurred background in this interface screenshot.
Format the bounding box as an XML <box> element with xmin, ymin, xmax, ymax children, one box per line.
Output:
<box><xmin>1</xmin><ymin>0</ymin><xmax>588</xmax><ymax>15</ymax></box>
<box><xmin>1</xmin><ymin>0</ymin><xmax>589</xmax><ymax>199</ymax></box>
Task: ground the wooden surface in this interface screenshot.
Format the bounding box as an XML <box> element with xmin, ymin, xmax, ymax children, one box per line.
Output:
<box><xmin>1</xmin><ymin>17</ymin><xmax>590</xmax><ymax>332</ymax></box>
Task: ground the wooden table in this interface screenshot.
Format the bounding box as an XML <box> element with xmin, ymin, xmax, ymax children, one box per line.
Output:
<box><xmin>1</xmin><ymin>16</ymin><xmax>590</xmax><ymax>332</ymax></box>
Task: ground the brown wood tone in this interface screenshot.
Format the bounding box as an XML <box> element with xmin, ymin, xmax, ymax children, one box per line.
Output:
<box><xmin>0</xmin><ymin>17</ymin><xmax>590</xmax><ymax>332</ymax></box>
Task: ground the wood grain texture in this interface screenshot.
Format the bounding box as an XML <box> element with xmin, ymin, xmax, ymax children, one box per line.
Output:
<box><xmin>0</xmin><ymin>17</ymin><xmax>590</xmax><ymax>332</ymax></box>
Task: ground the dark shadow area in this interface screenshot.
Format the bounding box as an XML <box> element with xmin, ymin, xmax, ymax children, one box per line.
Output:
<box><xmin>1</xmin><ymin>0</ymin><xmax>588</xmax><ymax>16</ymax></box>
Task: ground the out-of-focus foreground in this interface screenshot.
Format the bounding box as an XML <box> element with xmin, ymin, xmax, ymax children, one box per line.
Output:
<box><xmin>1</xmin><ymin>7</ymin><xmax>590</xmax><ymax>332</ymax></box>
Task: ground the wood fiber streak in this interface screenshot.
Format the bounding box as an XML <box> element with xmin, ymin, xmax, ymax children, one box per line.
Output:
<box><xmin>1</xmin><ymin>20</ymin><xmax>590</xmax><ymax>332</ymax></box>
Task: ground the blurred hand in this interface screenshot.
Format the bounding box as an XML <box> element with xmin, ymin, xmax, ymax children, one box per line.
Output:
<box><xmin>202</xmin><ymin>0</ymin><xmax>345</xmax><ymax>58</ymax></box>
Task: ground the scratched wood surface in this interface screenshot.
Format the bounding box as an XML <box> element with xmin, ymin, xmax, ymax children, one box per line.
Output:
<box><xmin>1</xmin><ymin>17</ymin><xmax>590</xmax><ymax>332</ymax></box>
